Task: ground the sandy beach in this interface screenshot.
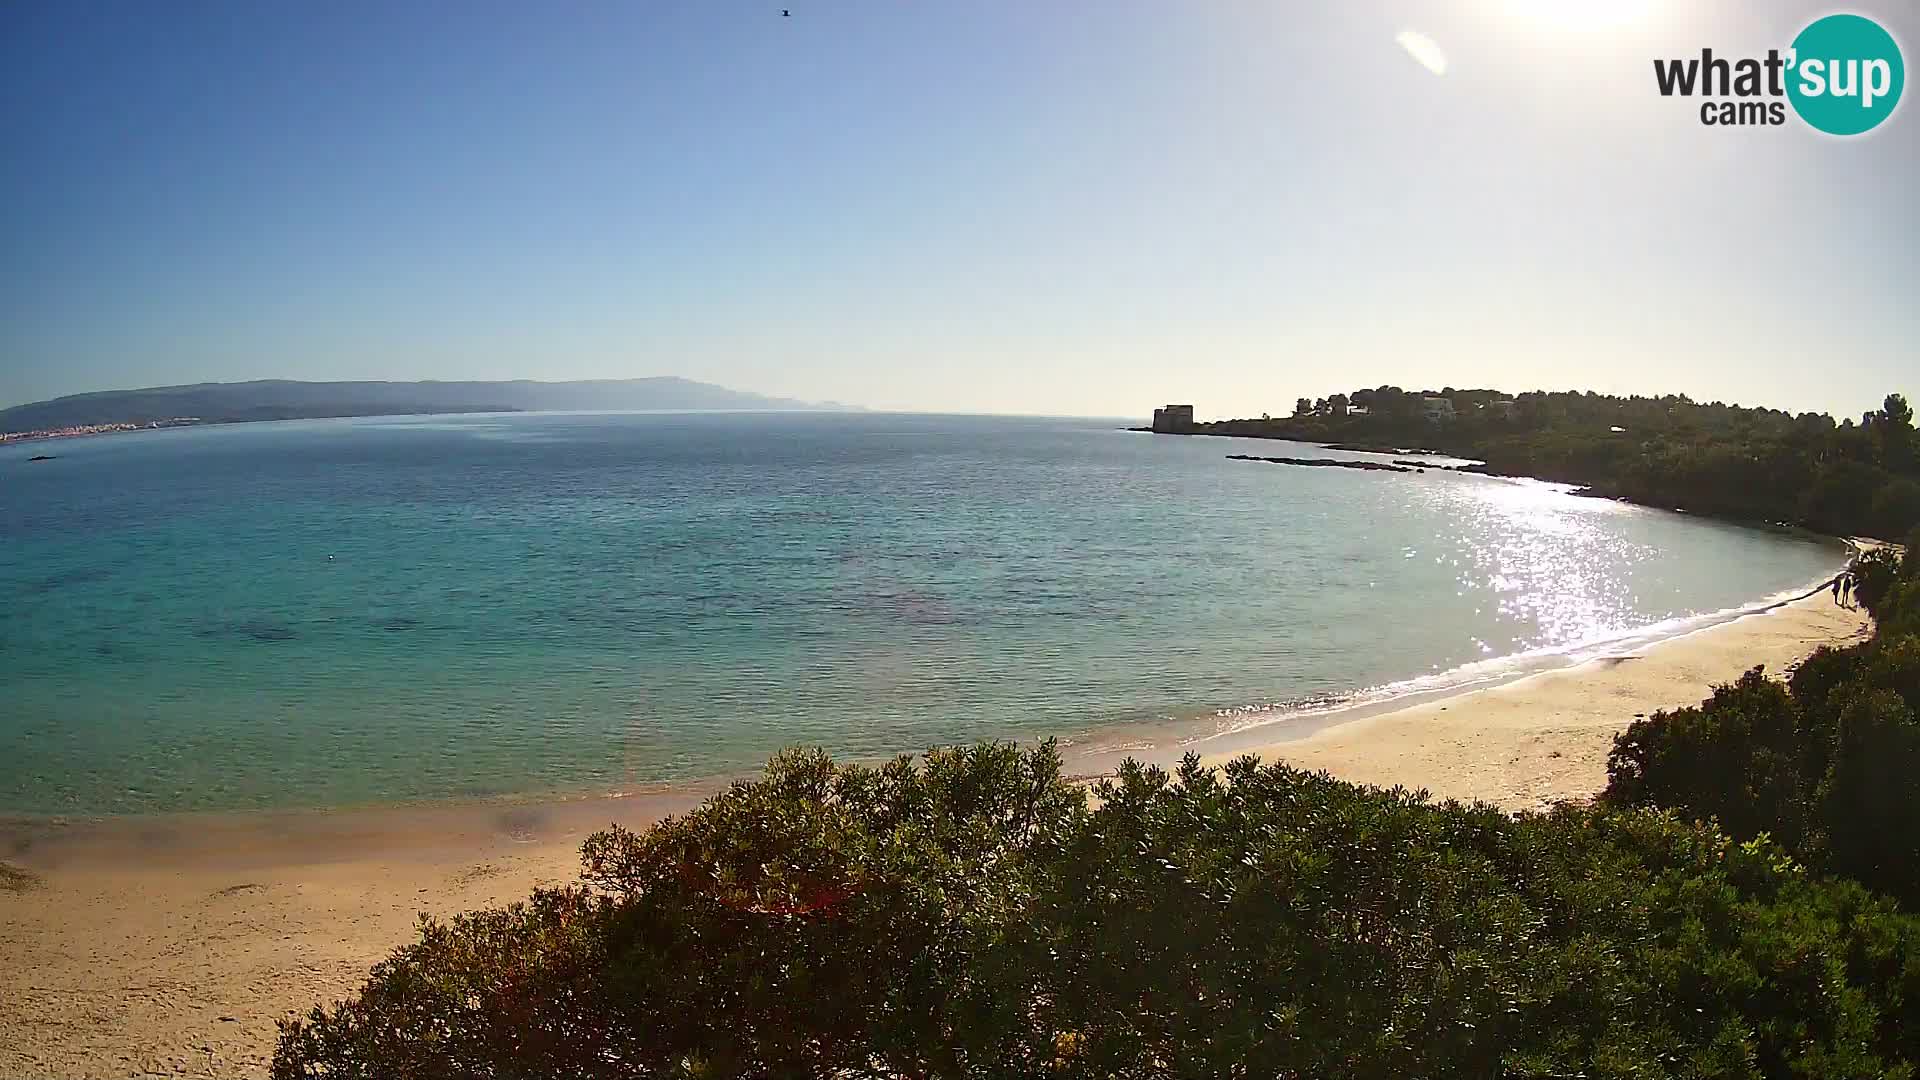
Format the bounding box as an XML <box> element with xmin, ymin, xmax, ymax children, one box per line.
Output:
<box><xmin>0</xmin><ymin>589</ymin><xmax>1873</xmax><ymax>1079</ymax></box>
<box><xmin>1199</xmin><ymin>588</ymin><xmax>1872</xmax><ymax>812</ymax></box>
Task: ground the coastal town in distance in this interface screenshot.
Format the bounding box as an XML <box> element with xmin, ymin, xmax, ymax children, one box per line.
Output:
<box><xmin>0</xmin><ymin>416</ymin><xmax>201</xmax><ymax>444</ymax></box>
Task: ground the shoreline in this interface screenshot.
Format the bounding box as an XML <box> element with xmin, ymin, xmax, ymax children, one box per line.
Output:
<box><xmin>0</xmin><ymin>587</ymin><xmax>1875</xmax><ymax>1077</ymax></box>
<box><xmin>0</xmin><ymin>558</ymin><xmax>1855</xmax><ymax>858</ymax></box>
<box><xmin>1057</xmin><ymin>558</ymin><xmax>1856</xmax><ymax>777</ymax></box>
<box><xmin>1196</xmin><ymin>586</ymin><xmax>1871</xmax><ymax>811</ymax></box>
<box><xmin>1134</xmin><ymin>426</ymin><xmax>1890</xmax><ymax>542</ymax></box>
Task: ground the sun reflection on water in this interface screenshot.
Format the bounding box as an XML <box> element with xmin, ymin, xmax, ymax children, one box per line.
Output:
<box><xmin>1423</xmin><ymin>478</ymin><xmax>1658</xmax><ymax>653</ymax></box>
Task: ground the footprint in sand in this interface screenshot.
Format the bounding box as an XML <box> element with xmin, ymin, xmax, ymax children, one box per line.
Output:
<box><xmin>450</xmin><ymin>863</ymin><xmax>502</xmax><ymax>886</ymax></box>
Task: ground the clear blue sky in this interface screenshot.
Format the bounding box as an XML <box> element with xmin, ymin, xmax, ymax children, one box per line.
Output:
<box><xmin>2</xmin><ymin>1</ymin><xmax>1914</xmax><ymax>418</ymax></box>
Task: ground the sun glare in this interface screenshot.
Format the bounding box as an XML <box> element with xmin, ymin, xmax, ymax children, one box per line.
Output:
<box><xmin>1395</xmin><ymin>30</ymin><xmax>1449</xmax><ymax>76</ymax></box>
<box><xmin>1502</xmin><ymin>0</ymin><xmax>1652</xmax><ymax>31</ymax></box>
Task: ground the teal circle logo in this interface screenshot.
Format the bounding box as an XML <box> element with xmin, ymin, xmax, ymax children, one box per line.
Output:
<box><xmin>1787</xmin><ymin>14</ymin><xmax>1904</xmax><ymax>135</ymax></box>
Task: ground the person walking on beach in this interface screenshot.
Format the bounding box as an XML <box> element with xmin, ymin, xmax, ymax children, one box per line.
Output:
<box><xmin>1832</xmin><ymin>574</ymin><xmax>1845</xmax><ymax>605</ymax></box>
<box><xmin>1841</xmin><ymin>572</ymin><xmax>1856</xmax><ymax>608</ymax></box>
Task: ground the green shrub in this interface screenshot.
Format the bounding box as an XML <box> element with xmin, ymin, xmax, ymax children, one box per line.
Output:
<box><xmin>1853</xmin><ymin>546</ymin><xmax>1906</xmax><ymax>617</ymax></box>
<box><xmin>1605</xmin><ymin>668</ymin><xmax>1816</xmax><ymax>852</ymax></box>
<box><xmin>1607</xmin><ymin>543</ymin><xmax>1920</xmax><ymax>906</ymax></box>
<box><xmin>274</xmin><ymin>745</ymin><xmax>1920</xmax><ymax>1079</ymax></box>
<box><xmin>1819</xmin><ymin>688</ymin><xmax>1920</xmax><ymax>901</ymax></box>
<box><xmin>1786</xmin><ymin>643</ymin><xmax>1866</xmax><ymax>781</ymax></box>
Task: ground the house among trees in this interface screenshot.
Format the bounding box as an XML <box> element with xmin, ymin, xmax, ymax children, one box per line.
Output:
<box><xmin>1421</xmin><ymin>396</ymin><xmax>1456</xmax><ymax>422</ymax></box>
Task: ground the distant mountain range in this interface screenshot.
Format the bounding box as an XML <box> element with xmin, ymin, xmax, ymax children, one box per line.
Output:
<box><xmin>0</xmin><ymin>378</ymin><xmax>855</xmax><ymax>432</ymax></box>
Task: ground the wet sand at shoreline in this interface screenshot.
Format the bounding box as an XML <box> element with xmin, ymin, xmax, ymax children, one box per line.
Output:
<box><xmin>0</xmin><ymin>591</ymin><xmax>1873</xmax><ymax>1078</ymax></box>
<box><xmin>1199</xmin><ymin>588</ymin><xmax>1873</xmax><ymax>811</ymax></box>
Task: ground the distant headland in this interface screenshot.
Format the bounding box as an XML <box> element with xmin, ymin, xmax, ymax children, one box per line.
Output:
<box><xmin>1135</xmin><ymin>386</ymin><xmax>1920</xmax><ymax>542</ymax></box>
<box><xmin>0</xmin><ymin>378</ymin><xmax>858</xmax><ymax>443</ymax></box>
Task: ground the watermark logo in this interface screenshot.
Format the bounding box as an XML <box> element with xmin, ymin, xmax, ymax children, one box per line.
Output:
<box><xmin>1788</xmin><ymin>14</ymin><xmax>1904</xmax><ymax>134</ymax></box>
<box><xmin>1654</xmin><ymin>12</ymin><xmax>1904</xmax><ymax>135</ymax></box>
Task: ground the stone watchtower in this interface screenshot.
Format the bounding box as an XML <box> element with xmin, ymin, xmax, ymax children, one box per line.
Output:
<box><xmin>1151</xmin><ymin>404</ymin><xmax>1195</xmax><ymax>433</ymax></box>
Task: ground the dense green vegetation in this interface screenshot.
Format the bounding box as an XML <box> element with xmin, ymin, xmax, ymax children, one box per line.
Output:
<box><xmin>1606</xmin><ymin>533</ymin><xmax>1920</xmax><ymax>907</ymax></box>
<box><xmin>1206</xmin><ymin>388</ymin><xmax>1920</xmax><ymax>539</ymax></box>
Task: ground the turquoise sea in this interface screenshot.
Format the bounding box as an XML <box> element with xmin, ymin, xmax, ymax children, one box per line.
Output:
<box><xmin>0</xmin><ymin>412</ymin><xmax>1842</xmax><ymax>816</ymax></box>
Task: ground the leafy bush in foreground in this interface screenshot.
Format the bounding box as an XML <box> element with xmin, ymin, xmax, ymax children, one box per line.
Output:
<box><xmin>274</xmin><ymin>744</ymin><xmax>1920</xmax><ymax>1079</ymax></box>
<box><xmin>1606</xmin><ymin>541</ymin><xmax>1920</xmax><ymax>904</ymax></box>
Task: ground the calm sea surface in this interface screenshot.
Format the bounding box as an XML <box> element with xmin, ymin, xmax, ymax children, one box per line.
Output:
<box><xmin>0</xmin><ymin>412</ymin><xmax>1841</xmax><ymax>815</ymax></box>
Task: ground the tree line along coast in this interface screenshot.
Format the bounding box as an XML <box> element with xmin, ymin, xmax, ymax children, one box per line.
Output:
<box><xmin>1143</xmin><ymin>387</ymin><xmax>1920</xmax><ymax>541</ymax></box>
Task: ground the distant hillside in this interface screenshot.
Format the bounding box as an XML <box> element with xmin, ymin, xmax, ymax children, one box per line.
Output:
<box><xmin>1177</xmin><ymin>384</ymin><xmax>1920</xmax><ymax>540</ymax></box>
<box><xmin>0</xmin><ymin>378</ymin><xmax>852</xmax><ymax>431</ymax></box>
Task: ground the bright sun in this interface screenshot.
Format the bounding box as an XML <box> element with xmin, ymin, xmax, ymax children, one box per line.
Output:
<box><xmin>1502</xmin><ymin>0</ymin><xmax>1652</xmax><ymax>30</ymax></box>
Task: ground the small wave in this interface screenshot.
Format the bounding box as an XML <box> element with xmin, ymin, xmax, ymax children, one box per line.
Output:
<box><xmin>1180</xmin><ymin>566</ymin><xmax>1847</xmax><ymax>746</ymax></box>
<box><xmin>1068</xmin><ymin>738</ymin><xmax>1157</xmax><ymax>757</ymax></box>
